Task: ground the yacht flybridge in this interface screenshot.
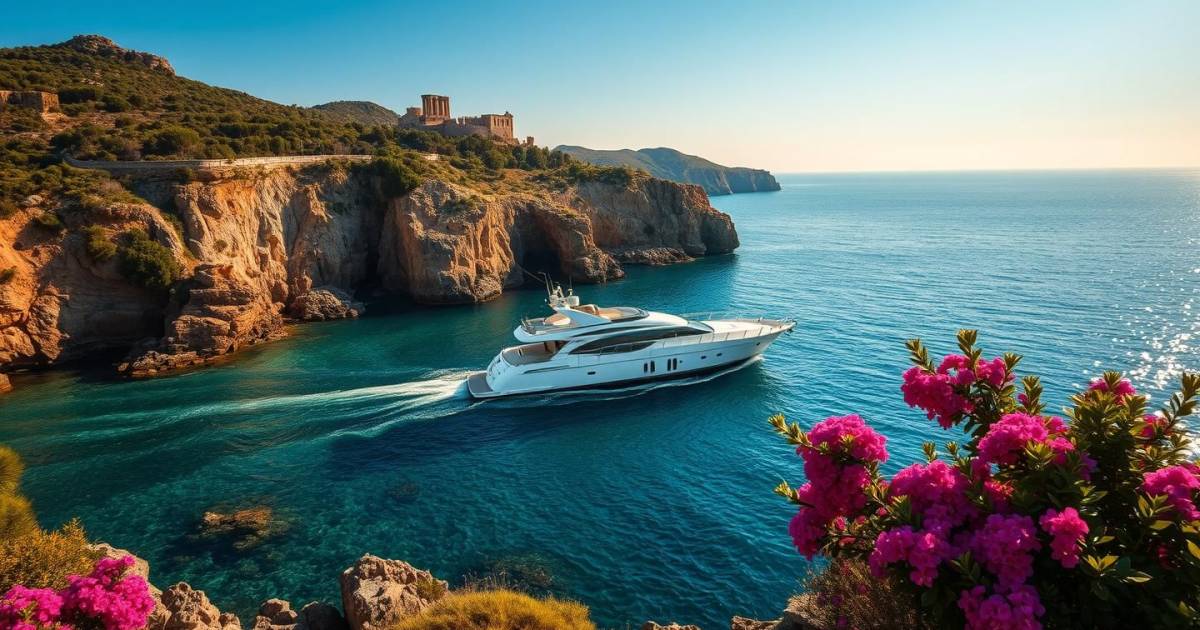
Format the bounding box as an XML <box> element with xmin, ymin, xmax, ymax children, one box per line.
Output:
<box><xmin>466</xmin><ymin>284</ymin><xmax>794</xmax><ymax>399</ymax></box>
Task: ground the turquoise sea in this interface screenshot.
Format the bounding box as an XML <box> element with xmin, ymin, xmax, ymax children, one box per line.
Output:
<box><xmin>2</xmin><ymin>170</ymin><xmax>1199</xmax><ymax>628</ymax></box>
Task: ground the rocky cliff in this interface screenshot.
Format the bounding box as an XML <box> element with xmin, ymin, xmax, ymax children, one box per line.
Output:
<box><xmin>556</xmin><ymin>146</ymin><xmax>781</xmax><ymax>196</ymax></box>
<box><xmin>0</xmin><ymin>164</ymin><xmax>737</xmax><ymax>382</ymax></box>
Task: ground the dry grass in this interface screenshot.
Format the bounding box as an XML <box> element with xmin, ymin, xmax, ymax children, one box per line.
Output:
<box><xmin>393</xmin><ymin>590</ymin><xmax>595</xmax><ymax>630</ymax></box>
<box><xmin>794</xmin><ymin>558</ymin><xmax>930</xmax><ymax>630</ymax></box>
<box><xmin>0</xmin><ymin>519</ymin><xmax>100</xmax><ymax>591</ymax></box>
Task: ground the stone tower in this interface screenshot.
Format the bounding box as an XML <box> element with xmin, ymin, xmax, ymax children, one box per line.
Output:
<box><xmin>420</xmin><ymin>94</ymin><xmax>450</xmax><ymax>122</ymax></box>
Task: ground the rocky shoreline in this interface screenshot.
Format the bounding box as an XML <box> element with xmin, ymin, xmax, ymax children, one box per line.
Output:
<box><xmin>94</xmin><ymin>543</ymin><xmax>811</xmax><ymax>630</ymax></box>
<box><xmin>0</xmin><ymin>166</ymin><xmax>738</xmax><ymax>390</ymax></box>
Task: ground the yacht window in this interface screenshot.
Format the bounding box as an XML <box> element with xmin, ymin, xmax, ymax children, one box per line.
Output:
<box><xmin>570</xmin><ymin>327</ymin><xmax>706</xmax><ymax>354</ymax></box>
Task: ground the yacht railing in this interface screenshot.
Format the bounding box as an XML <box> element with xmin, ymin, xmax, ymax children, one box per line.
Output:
<box><xmin>679</xmin><ymin>312</ymin><xmax>795</xmax><ymax>326</ymax></box>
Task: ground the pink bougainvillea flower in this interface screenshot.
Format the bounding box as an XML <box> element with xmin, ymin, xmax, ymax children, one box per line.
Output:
<box><xmin>61</xmin><ymin>555</ymin><xmax>156</xmax><ymax>630</ymax></box>
<box><xmin>1039</xmin><ymin>507</ymin><xmax>1089</xmax><ymax>568</ymax></box>
<box><xmin>868</xmin><ymin>526</ymin><xmax>953</xmax><ymax>587</ymax></box>
<box><xmin>0</xmin><ymin>585</ymin><xmax>64</xmax><ymax>628</ymax></box>
<box><xmin>1142</xmin><ymin>465</ymin><xmax>1200</xmax><ymax>521</ymax></box>
<box><xmin>971</xmin><ymin>514</ymin><xmax>1041</xmax><ymax>588</ymax></box>
<box><xmin>803</xmin><ymin>414</ymin><xmax>889</xmax><ymax>464</ymax></box>
<box><xmin>889</xmin><ymin>460</ymin><xmax>975</xmax><ymax>534</ymax></box>
<box><xmin>788</xmin><ymin>415</ymin><xmax>890</xmax><ymax>559</ymax></box>
<box><xmin>901</xmin><ymin>366</ymin><xmax>972</xmax><ymax>428</ymax></box>
<box><xmin>958</xmin><ymin>584</ymin><xmax>1045</xmax><ymax>630</ymax></box>
<box><xmin>1088</xmin><ymin>378</ymin><xmax>1136</xmax><ymax>402</ymax></box>
<box><xmin>1140</xmin><ymin>414</ymin><xmax>1169</xmax><ymax>439</ymax></box>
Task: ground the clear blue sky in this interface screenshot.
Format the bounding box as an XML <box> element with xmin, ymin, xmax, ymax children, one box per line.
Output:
<box><xmin>5</xmin><ymin>0</ymin><xmax>1198</xmax><ymax>172</ymax></box>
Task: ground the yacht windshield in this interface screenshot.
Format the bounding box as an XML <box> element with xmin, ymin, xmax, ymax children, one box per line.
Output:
<box><xmin>570</xmin><ymin>326</ymin><xmax>708</xmax><ymax>354</ymax></box>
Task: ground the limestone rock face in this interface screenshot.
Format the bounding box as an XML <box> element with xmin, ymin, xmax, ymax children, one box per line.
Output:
<box><xmin>577</xmin><ymin>178</ymin><xmax>738</xmax><ymax>261</ymax></box>
<box><xmin>0</xmin><ymin>202</ymin><xmax>187</xmax><ymax>370</ymax></box>
<box><xmin>1</xmin><ymin>164</ymin><xmax>737</xmax><ymax>376</ymax></box>
<box><xmin>377</xmin><ymin>180</ymin><xmax>622</xmax><ymax>304</ymax></box>
<box><xmin>339</xmin><ymin>554</ymin><xmax>447</xmax><ymax>630</ymax></box>
<box><xmin>121</xmin><ymin>167</ymin><xmax>373</xmax><ymax>374</ymax></box>
<box><xmin>60</xmin><ymin>34</ymin><xmax>175</xmax><ymax>74</ymax></box>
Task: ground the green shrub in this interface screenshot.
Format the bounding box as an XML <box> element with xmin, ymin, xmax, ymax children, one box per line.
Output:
<box><xmin>144</xmin><ymin>126</ymin><xmax>202</xmax><ymax>157</ymax></box>
<box><xmin>31</xmin><ymin>211</ymin><xmax>64</xmax><ymax>233</ymax></box>
<box><xmin>0</xmin><ymin>519</ymin><xmax>99</xmax><ymax>591</ymax></box>
<box><xmin>58</xmin><ymin>86</ymin><xmax>102</xmax><ymax>104</ymax></box>
<box><xmin>173</xmin><ymin>167</ymin><xmax>196</xmax><ymax>183</ymax></box>
<box><xmin>369</xmin><ymin>157</ymin><xmax>422</xmax><ymax>198</ymax></box>
<box><xmin>118</xmin><ymin>228</ymin><xmax>181</xmax><ymax>291</ymax></box>
<box><xmin>84</xmin><ymin>226</ymin><xmax>117</xmax><ymax>262</ymax></box>
<box><xmin>101</xmin><ymin>94</ymin><xmax>131</xmax><ymax>113</ymax></box>
<box><xmin>413</xmin><ymin>575</ymin><xmax>448</xmax><ymax>602</ymax></box>
<box><xmin>0</xmin><ymin>267</ymin><xmax>15</xmax><ymax>284</ymax></box>
<box><xmin>393</xmin><ymin>590</ymin><xmax>595</xmax><ymax>630</ymax></box>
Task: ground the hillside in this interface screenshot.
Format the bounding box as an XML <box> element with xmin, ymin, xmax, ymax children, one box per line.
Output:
<box><xmin>0</xmin><ymin>35</ymin><xmax>739</xmax><ymax>390</ymax></box>
<box><xmin>555</xmin><ymin>145</ymin><xmax>780</xmax><ymax>195</ymax></box>
<box><xmin>312</xmin><ymin>100</ymin><xmax>400</xmax><ymax>126</ymax></box>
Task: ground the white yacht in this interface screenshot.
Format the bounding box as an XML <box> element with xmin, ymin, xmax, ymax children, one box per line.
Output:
<box><xmin>467</xmin><ymin>284</ymin><xmax>794</xmax><ymax>399</ymax></box>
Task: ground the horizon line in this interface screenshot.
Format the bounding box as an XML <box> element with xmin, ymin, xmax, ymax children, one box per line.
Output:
<box><xmin>768</xmin><ymin>165</ymin><xmax>1200</xmax><ymax>176</ymax></box>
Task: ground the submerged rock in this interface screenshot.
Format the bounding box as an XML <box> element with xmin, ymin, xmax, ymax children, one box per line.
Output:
<box><xmin>339</xmin><ymin>554</ymin><xmax>447</xmax><ymax>630</ymax></box>
<box><xmin>642</xmin><ymin>622</ymin><xmax>702</xmax><ymax>630</ymax></box>
<box><xmin>197</xmin><ymin>506</ymin><xmax>287</xmax><ymax>551</ymax></box>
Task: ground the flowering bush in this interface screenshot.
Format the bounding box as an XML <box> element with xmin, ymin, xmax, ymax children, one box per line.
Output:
<box><xmin>773</xmin><ymin>330</ymin><xmax>1200</xmax><ymax>629</ymax></box>
<box><xmin>0</xmin><ymin>555</ymin><xmax>155</xmax><ymax>630</ymax></box>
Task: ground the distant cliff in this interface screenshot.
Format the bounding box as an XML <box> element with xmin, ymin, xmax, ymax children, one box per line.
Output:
<box><xmin>555</xmin><ymin>146</ymin><xmax>781</xmax><ymax>196</ymax></box>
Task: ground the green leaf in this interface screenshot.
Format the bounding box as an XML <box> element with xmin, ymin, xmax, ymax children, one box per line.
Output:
<box><xmin>1150</xmin><ymin>520</ymin><xmax>1174</xmax><ymax>531</ymax></box>
<box><xmin>1122</xmin><ymin>571</ymin><xmax>1152</xmax><ymax>584</ymax></box>
<box><xmin>1188</xmin><ymin>540</ymin><xmax>1200</xmax><ymax>561</ymax></box>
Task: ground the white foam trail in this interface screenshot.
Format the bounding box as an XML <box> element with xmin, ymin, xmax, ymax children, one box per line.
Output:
<box><xmin>71</xmin><ymin>370</ymin><xmax>474</xmax><ymax>438</ymax></box>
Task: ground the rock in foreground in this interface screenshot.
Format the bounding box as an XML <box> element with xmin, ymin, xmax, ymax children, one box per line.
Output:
<box><xmin>253</xmin><ymin>599</ymin><xmax>347</xmax><ymax>630</ymax></box>
<box><xmin>157</xmin><ymin>583</ymin><xmax>242</xmax><ymax>630</ymax></box>
<box><xmin>339</xmin><ymin>554</ymin><xmax>448</xmax><ymax>630</ymax></box>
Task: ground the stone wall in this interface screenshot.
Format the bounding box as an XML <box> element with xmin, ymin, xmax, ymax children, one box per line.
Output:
<box><xmin>64</xmin><ymin>154</ymin><xmax>372</xmax><ymax>173</ymax></box>
<box><xmin>0</xmin><ymin>90</ymin><xmax>60</xmax><ymax>113</ymax></box>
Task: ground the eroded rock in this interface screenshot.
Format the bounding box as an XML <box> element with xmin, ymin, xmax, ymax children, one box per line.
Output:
<box><xmin>196</xmin><ymin>506</ymin><xmax>286</xmax><ymax>551</ymax></box>
<box><xmin>287</xmin><ymin>288</ymin><xmax>362</xmax><ymax>321</ymax></box>
<box><xmin>157</xmin><ymin>583</ymin><xmax>241</xmax><ymax>630</ymax></box>
<box><xmin>339</xmin><ymin>554</ymin><xmax>447</xmax><ymax>630</ymax></box>
<box><xmin>253</xmin><ymin>600</ymin><xmax>347</xmax><ymax>630</ymax></box>
<box><xmin>642</xmin><ymin>622</ymin><xmax>702</xmax><ymax>630</ymax></box>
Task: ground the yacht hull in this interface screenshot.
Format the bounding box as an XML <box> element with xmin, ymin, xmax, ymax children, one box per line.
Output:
<box><xmin>467</xmin><ymin>325</ymin><xmax>790</xmax><ymax>399</ymax></box>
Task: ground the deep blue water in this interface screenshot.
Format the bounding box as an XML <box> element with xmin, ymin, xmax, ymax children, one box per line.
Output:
<box><xmin>2</xmin><ymin>170</ymin><xmax>1199</xmax><ymax>628</ymax></box>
